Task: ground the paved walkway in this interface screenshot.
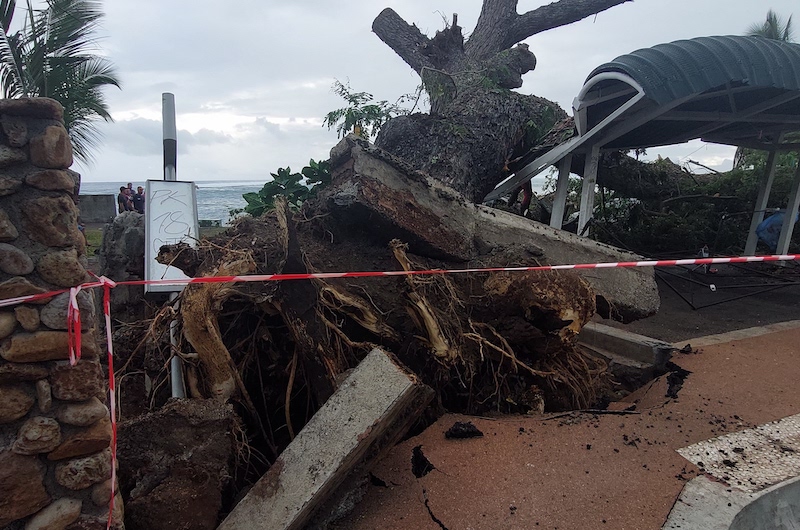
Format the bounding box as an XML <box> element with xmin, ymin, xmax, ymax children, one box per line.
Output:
<box><xmin>335</xmin><ymin>325</ymin><xmax>800</xmax><ymax>530</ymax></box>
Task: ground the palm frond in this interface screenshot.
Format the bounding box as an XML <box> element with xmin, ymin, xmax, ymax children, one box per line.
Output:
<box><xmin>747</xmin><ymin>9</ymin><xmax>795</xmax><ymax>42</ymax></box>
<box><xmin>40</xmin><ymin>0</ymin><xmax>104</xmax><ymax>58</ymax></box>
<box><xmin>0</xmin><ymin>0</ymin><xmax>16</xmax><ymax>31</ymax></box>
<box><xmin>0</xmin><ymin>0</ymin><xmax>120</xmax><ymax>163</ymax></box>
<box><xmin>0</xmin><ymin>25</ymin><xmax>25</xmax><ymax>96</ymax></box>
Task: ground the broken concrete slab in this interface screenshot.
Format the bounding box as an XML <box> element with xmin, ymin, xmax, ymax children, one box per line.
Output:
<box><xmin>663</xmin><ymin>468</ymin><xmax>800</xmax><ymax>529</ymax></box>
<box><xmin>217</xmin><ymin>348</ymin><xmax>433</xmax><ymax>530</ymax></box>
<box><xmin>579</xmin><ymin>322</ymin><xmax>674</xmax><ymax>390</ymax></box>
<box><xmin>321</xmin><ymin>136</ymin><xmax>659</xmax><ymax>322</ymax></box>
<box><xmin>579</xmin><ymin>322</ymin><xmax>673</xmax><ymax>369</ymax></box>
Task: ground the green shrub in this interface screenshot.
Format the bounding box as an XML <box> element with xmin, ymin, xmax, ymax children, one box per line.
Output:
<box><xmin>231</xmin><ymin>159</ymin><xmax>331</xmax><ymax>219</ymax></box>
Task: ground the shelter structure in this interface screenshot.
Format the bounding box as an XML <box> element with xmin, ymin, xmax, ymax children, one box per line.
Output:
<box><xmin>484</xmin><ymin>35</ymin><xmax>800</xmax><ymax>255</ymax></box>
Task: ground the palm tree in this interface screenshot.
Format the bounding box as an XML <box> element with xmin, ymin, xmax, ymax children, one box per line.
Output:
<box><xmin>747</xmin><ymin>9</ymin><xmax>794</xmax><ymax>42</ymax></box>
<box><xmin>0</xmin><ymin>0</ymin><xmax>120</xmax><ymax>163</ymax></box>
<box><xmin>734</xmin><ymin>9</ymin><xmax>795</xmax><ymax>168</ymax></box>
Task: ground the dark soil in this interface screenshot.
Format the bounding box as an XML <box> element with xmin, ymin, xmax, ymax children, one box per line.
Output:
<box><xmin>116</xmin><ymin>399</ymin><xmax>236</xmax><ymax>530</ymax></box>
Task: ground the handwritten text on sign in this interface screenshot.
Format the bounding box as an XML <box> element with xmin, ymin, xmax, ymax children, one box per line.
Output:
<box><xmin>144</xmin><ymin>180</ymin><xmax>199</xmax><ymax>293</ymax></box>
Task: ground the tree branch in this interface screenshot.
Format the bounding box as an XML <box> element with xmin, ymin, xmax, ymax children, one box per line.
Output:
<box><xmin>372</xmin><ymin>8</ymin><xmax>435</xmax><ymax>73</ymax></box>
<box><xmin>509</xmin><ymin>0</ymin><xmax>633</xmax><ymax>47</ymax></box>
<box><xmin>466</xmin><ymin>0</ymin><xmax>520</xmax><ymax>60</ymax></box>
<box><xmin>466</xmin><ymin>0</ymin><xmax>632</xmax><ymax>60</ymax></box>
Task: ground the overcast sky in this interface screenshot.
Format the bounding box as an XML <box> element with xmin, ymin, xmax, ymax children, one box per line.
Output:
<box><xmin>66</xmin><ymin>0</ymin><xmax>798</xmax><ymax>183</ymax></box>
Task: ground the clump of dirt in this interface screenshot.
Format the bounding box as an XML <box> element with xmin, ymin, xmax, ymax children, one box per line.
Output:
<box><xmin>116</xmin><ymin>399</ymin><xmax>238</xmax><ymax>530</ymax></box>
<box><xmin>444</xmin><ymin>421</ymin><xmax>484</xmax><ymax>439</ymax></box>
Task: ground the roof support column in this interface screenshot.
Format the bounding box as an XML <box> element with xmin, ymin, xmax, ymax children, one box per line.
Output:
<box><xmin>550</xmin><ymin>155</ymin><xmax>572</xmax><ymax>230</ymax></box>
<box><xmin>776</xmin><ymin>156</ymin><xmax>800</xmax><ymax>255</ymax></box>
<box><xmin>744</xmin><ymin>149</ymin><xmax>779</xmax><ymax>255</ymax></box>
<box><xmin>578</xmin><ymin>145</ymin><xmax>600</xmax><ymax>236</ymax></box>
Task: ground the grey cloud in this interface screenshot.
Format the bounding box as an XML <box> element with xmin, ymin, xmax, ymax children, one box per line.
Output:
<box><xmin>180</xmin><ymin>128</ymin><xmax>233</xmax><ymax>146</ymax></box>
<box><xmin>99</xmin><ymin>118</ymin><xmax>233</xmax><ymax>159</ymax></box>
<box><xmin>99</xmin><ymin>118</ymin><xmax>161</xmax><ymax>156</ymax></box>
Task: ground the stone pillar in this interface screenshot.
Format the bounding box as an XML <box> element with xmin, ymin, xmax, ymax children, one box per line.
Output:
<box><xmin>0</xmin><ymin>98</ymin><xmax>122</xmax><ymax>529</ymax></box>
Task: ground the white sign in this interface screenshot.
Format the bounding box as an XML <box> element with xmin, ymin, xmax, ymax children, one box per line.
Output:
<box><xmin>144</xmin><ymin>180</ymin><xmax>199</xmax><ymax>293</ymax></box>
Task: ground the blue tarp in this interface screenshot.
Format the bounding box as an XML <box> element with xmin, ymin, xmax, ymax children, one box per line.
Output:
<box><xmin>756</xmin><ymin>212</ymin><xmax>798</xmax><ymax>251</ymax></box>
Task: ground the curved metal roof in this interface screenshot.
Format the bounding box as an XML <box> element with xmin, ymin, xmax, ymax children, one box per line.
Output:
<box><xmin>485</xmin><ymin>35</ymin><xmax>800</xmax><ymax>204</ymax></box>
<box><xmin>587</xmin><ymin>35</ymin><xmax>800</xmax><ymax>106</ymax></box>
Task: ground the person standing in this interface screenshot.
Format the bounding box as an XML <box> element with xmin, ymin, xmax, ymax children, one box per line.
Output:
<box><xmin>117</xmin><ymin>186</ymin><xmax>133</xmax><ymax>213</ymax></box>
<box><xmin>133</xmin><ymin>186</ymin><xmax>145</xmax><ymax>214</ymax></box>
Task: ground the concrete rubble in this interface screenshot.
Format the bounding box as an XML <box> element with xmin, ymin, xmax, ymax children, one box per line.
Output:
<box><xmin>218</xmin><ymin>348</ymin><xmax>433</xmax><ymax>530</ymax></box>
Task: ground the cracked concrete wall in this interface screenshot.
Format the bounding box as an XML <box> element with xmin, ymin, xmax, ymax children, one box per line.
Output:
<box><xmin>0</xmin><ymin>98</ymin><xmax>122</xmax><ymax>529</ymax></box>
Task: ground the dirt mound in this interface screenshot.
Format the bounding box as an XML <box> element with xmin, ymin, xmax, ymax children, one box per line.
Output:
<box><xmin>116</xmin><ymin>399</ymin><xmax>236</xmax><ymax>530</ymax></box>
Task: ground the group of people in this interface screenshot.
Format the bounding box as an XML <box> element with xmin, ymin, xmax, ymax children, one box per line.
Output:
<box><xmin>117</xmin><ymin>182</ymin><xmax>145</xmax><ymax>214</ymax></box>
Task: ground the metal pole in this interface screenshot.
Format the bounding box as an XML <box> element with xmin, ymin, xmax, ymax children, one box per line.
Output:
<box><xmin>776</xmin><ymin>156</ymin><xmax>800</xmax><ymax>255</ymax></box>
<box><xmin>744</xmin><ymin>149</ymin><xmax>779</xmax><ymax>255</ymax></box>
<box><xmin>162</xmin><ymin>92</ymin><xmax>177</xmax><ymax>181</ymax></box>
<box><xmin>578</xmin><ymin>145</ymin><xmax>600</xmax><ymax>236</ymax></box>
<box><xmin>550</xmin><ymin>155</ymin><xmax>572</xmax><ymax>230</ymax></box>
<box><xmin>163</xmin><ymin>94</ymin><xmax>184</xmax><ymax>397</ymax></box>
<box><xmin>169</xmin><ymin>293</ymin><xmax>185</xmax><ymax>398</ymax></box>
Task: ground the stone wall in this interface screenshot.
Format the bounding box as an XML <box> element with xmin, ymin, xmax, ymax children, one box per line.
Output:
<box><xmin>77</xmin><ymin>194</ymin><xmax>115</xmax><ymax>224</ymax></box>
<box><xmin>0</xmin><ymin>99</ymin><xmax>121</xmax><ymax>529</ymax></box>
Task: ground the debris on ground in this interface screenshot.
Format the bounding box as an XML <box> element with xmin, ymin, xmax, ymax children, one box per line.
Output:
<box><xmin>444</xmin><ymin>421</ymin><xmax>484</xmax><ymax>439</ymax></box>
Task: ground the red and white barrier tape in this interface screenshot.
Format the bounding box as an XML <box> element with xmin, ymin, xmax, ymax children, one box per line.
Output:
<box><xmin>3</xmin><ymin>253</ymin><xmax>798</xmax><ymax>312</ymax></box>
<box><xmin>67</xmin><ymin>286</ymin><xmax>82</xmax><ymax>366</ymax></box>
<box><xmin>0</xmin><ymin>253</ymin><xmax>796</xmax><ymax>528</ymax></box>
<box><xmin>99</xmin><ymin>277</ymin><xmax>118</xmax><ymax>529</ymax></box>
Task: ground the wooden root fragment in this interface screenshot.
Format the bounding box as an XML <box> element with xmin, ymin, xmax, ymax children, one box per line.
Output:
<box><xmin>317</xmin><ymin>282</ymin><xmax>399</xmax><ymax>342</ymax></box>
<box><xmin>390</xmin><ymin>240</ymin><xmax>460</xmax><ymax>363</ymax></box>
<box><xmin>180</xmin><ymin>253</ymin><xmax>256</xmax><ymax>400</ymax></box>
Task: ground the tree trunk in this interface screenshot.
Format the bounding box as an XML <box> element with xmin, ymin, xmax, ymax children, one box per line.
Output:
<box><xmin>593</xmin><ymin>151</ymin><xmax>713</xmax><ymax>202</ymax></box>
<box><xmin>377</xmin><ymin>90</ymin><xmax>565</xmax><ymax>203</ymax></box>
<box><xmin>371</xmin><ymin>0</ymin><xmax>632</xmax><ymax>203</ymax></box>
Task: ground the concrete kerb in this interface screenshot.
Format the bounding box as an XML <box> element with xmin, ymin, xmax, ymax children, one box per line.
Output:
<box><xmin>217</xmin><ymin>348</ymin><xmax>433</xmax><ymax>530</ymax></box>
<box><xmin>578</xmin><ymin>322</ymin><xmax>673</xmax><ymax>387</ymax></box>
<box><xmin>579</xmin><ymin>322</ymin><xmax>673</xmax><ymax>368</ymax></box>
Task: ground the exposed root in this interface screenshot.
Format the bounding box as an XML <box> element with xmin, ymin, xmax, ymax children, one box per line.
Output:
<box><xmin>391</xmin><ymin>240</ymin><xmax>460</xmax><ymax>363</ymax></box>
<box><xmin>133</xmin><ymin>205</ymin><xmax>619</xmax><ymax>500</ymax></box>
<box><xmin>317</xmin><ymin>281</ymin><xmax>399</xmax><ymax>341</ymax></box>
<box><xmin>285</xmin><ymin>351</ymin><xmax>298</xmax><ymax>441</ymax></box>
<box><xmin>179</xmin><ymin>251</ymin><xmax>256</xmax><ymax>400</ymax></box>
<box><xmin>464</xmin><ymin>320</ymin><xmax>554</xmax><ymax>378</ymax></box>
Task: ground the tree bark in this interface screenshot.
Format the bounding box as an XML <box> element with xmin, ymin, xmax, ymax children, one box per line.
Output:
<box><xmin>372</xmin><ymin>0</ymin><xmax>635</xmax><ymax>203</ymax></box>
<box><xmin>467</xmin><ymin>0</ymin><xmax>632</xmax><ymax>60</ymax></box>
<box><xmin>592</xmin><ymin>152</ymin><xmax>713</xmax><ymax>202</ymax></box>
<box><xmin>510</xmin><ymin>117</ymin><xmax>712</xmax><ymax>203</ymax></box>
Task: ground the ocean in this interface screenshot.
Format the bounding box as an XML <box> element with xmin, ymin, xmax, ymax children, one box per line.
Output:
<box><xmin>80</xmin><ymin>175</ymin><xmax>552</xmax><ymax>225</ymax></box>
<box><xmin>80</xmin><ymin>180</ymin><xmax>265</xmax><ymax>224</ymax></box>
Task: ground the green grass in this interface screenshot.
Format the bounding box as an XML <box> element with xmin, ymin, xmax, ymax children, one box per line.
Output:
<box><xmin>85</xmin><ymin>227</ymin><xmax>103</xmax><ymax>255</ymax></box>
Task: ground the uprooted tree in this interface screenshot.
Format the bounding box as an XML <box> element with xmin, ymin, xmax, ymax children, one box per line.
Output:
<box><xmin>141</xmin><ymin>136</ymin><xmax>658</xmax><ymax>469</ymax></box>
<box><xmin>115</xmin><ymin>2</ymin><xmax>672</xmax><ymax>523</ymax></box>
